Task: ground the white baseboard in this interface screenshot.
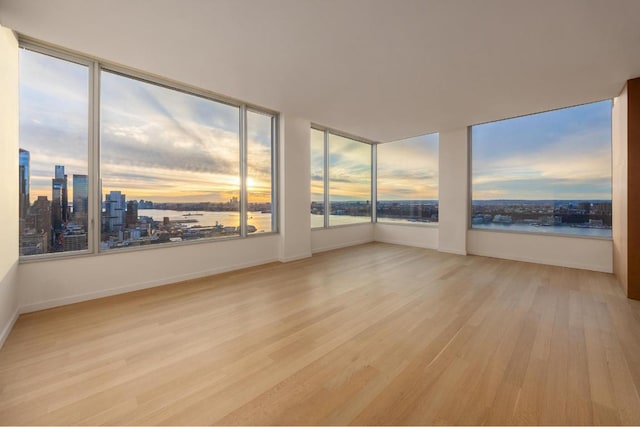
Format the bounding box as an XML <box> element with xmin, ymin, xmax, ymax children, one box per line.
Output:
<box><xmin>438</xmin><ymin>247</ymin><xmax>468</xmax><ymax>256</ymax></box>
<box><xmin>279</xmin><ymin>252</ymin><xmax>312</xmax><ymax>263</ymax></box>
<box><xmin>0</xmin><ymin>307</ymin><xmax>19</xmax><ymax>350</ymax></box>
<box><xmin>311</xmin><ymin>238</ymin><xmax>374</xmax><ymax>254</ymax></box>
<box><xmin>19</xmin><ymin>256</ymin><xmax>279</xmax><ymax>314</ymax></box>
<box><xmin>375</xmin><ymin>237</ymin><xmax>438</xmax><ymax>250</ymax></box>
<box><xmin>468</xmin><ymin>250</ymin><xmax>612</xmax><ymax>273</ymax></box>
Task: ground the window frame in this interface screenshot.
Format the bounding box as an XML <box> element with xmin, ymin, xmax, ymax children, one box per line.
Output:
<box><xmin>18</xmin><ymin>38</ymin><xmax>279</xmax><ymax>262</ymax></box>
<box><xmin>310</xmin><ymin>126</ymin><xmax>375</xmax><ymax>229</ymax></box>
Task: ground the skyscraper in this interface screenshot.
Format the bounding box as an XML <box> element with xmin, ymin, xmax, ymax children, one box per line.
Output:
<box><xmin>56</xmin><ymin>166</ymin><xmax>69</xmax><ymax>223</ymax></box>
<box><xmin>104</xmin><ymin>190</ymin><xmax>126</xmax><ymax>233</ymax></box>
<box><xmin>126</xmin><ymin>200</ymin><xmax>138</xmax><ymax>228</ymax></box>
<box><xmin>51</xmin><ymin>165</ymin><xmax>69</xmax><ymax>250</ymax></box>
<box><xmin>19</xmin><ymin>149</ymin><xmax>30</xmax><ymax>220</ymax></box>
<box><xmin>29</xmin><ymin>195</ymin><xmax>51</xmax><ymax>234</ymax></box>
<box><xmin>73</xmin><ymin>174</ymin><xmax>88</xmax><ymax>230</ymax></box>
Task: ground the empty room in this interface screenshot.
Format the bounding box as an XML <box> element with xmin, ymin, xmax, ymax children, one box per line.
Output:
<box><xmin>1</xmin><ymin>0</ymin><xmax>640</xmax><ymax>425</ymax></box>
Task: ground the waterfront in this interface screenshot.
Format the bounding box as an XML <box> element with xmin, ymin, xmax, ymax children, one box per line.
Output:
<box><xmin>140</xmin><ymin>209</ymin><xmax>273</xmax><ymax>233</ymax></box>
<box><xmin>472</xmin><ymin>222</ymin><xmax>611</xmax><ymax>238</ymax></box>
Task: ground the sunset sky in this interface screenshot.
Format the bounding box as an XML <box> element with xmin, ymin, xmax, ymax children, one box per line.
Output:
<box><xmin>19</xmin><ymin>48</ymin><xmax>273</xmax><ymax>205</ymax></box>
<box><xmin>378</xmin><ymin>133</ymin><xmax>438</xmax><ymax>201</ymax></box>
<box><xmin>311</xmin><ymin>131</ymin><xmax>439</xmax><ymax>203</ymax></box>
<box><xmin>20</xmin><ymin>48</ymin><xmax>611</xmax><ymax>207</ymax></box>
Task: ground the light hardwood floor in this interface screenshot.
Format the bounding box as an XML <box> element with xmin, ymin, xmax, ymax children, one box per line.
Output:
<box><xmin>1</xmin><ymin>243</ymin><xmax>639</xmax><ymax>425</ymax></box>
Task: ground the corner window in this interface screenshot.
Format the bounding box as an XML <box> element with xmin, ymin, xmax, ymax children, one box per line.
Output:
<box><xmin>18</xmin><ymin>43</ymin><xmax>278</xmax><ymax>259</ymax></box>
<box><xmin>310</xmin><ymin>129</ymin><xmax>372</xmax><ymax>228</ymax></box>
<box><xmin>377</xmin><ymin>133</ymin><xmax>439</xmax><ymax>224</ymax></box>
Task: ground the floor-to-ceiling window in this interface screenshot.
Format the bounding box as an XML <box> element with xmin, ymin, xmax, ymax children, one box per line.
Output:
<box><xmin>18</xmin><ymin>42</ymin><xmax>278</xmax><ymax>259</ymax></box>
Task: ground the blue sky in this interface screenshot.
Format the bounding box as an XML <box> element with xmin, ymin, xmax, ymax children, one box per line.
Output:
<box><xmin>472</xmin><ymin>100</ymin><xmax>612</xmax><ymax>200</ymax></box>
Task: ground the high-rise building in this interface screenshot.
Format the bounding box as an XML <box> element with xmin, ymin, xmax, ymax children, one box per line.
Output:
<box><xmin>73</xmin><ymin>174</ymin><xmax>88</xmax><ymax>230</ymax></box>
<box><xmin>51</xmin><ymin>178</ymin><xmax>64</xmax><ymax>230</ymax></box>
<box><xmin>23</xmin><ymin>195</ymin><xmax>52</xmax><ymax>255</ymax></box>
<box><xmin>51</xmin><ymin>165</ymin><xmax>70</xmax><ymax>228</ymax></box>
<box><xmin>51</xmin><ymin>165</ymin><xmax>70</xmax><ymax>250</ymax></box>
<box><xmin>126</xmin><ymin>200</ymin><xmax>138</xmax><ymax>228</ymax></box>
<box><xmin>28</xmin><ymin>195</ymin><xmax>51</xmax><ymax>234</ymax></box>
<box><xmin>62</xmin><ymin>233</ymin><xmax>88</xmax><ymax>251</ymax></box>
<box><xmin>104</xmin><ymin>191</ymin><xmax>126</xmax><ymax>233</ymax></box>
<box><xmin>19</xmin><ymin>149</ymin><xmax>30</xmax><ymax>220</ymax></box>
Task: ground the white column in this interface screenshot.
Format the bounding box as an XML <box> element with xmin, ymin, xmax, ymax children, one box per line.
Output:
<box><xmin>438</xmin><ymin>127</ymin><xmax>469</xmax><ymax>255</ymax></box>
<box><xmin>278</xmin><ymin>114</ymin><xmax>312</xmax><ymax>261</ymax></box>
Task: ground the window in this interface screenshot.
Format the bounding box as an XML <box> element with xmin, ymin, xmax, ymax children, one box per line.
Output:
<box><xmin>18</xmin><ymin>43</ymin><xmax>278</xmax><ymax>259</ymax></box>
<box><xmin>246</xmin><ymin>110</ymin><xmax>276</xmax><ymax>233</ymax></box>
<box><xmin>310</xmin><ymin>129</ymin><xmax>372</xmax><ymax>228</ymax></box>
<box><xmin>19</xmin><ymin>48</ymin><xmax>90</xmax><ymax>256</ymax></box>
<box><xmin>329</xmin><ymin>134</ymin><xmax>372</xmax><ymax>225</ymax></box>
<box><xmin>377</xmin><ymin>133</ymin><xmax>439</xmax><ymax>224</ymax></box>
<box><xmin>310</xmin><ymin>128</ymin><xmax>325</xmax><ymax>228</ymax></box>
<box><xmin>100</xmin><ymin>71</ymin><xmax>245</xmax><ymax>249</ymax></box>
<box><xmin>471</xmin><ymin>100</ymin><xmax>612</xmax><ymax>238</ymax></box>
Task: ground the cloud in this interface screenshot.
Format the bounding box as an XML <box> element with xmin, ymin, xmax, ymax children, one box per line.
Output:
<box><xmin>377</xmin><ymin>133</ymin><xmax>439</xmax><ymax>200</ymax></box>
<box><xmin>471</xmin><ymin>100</ymin><xmax>612</xmax><ymax>200</ymax></box>
<box><xmin>101</xmin><ymin>123</ymin><xmax>239</xmax><ymax>176</ymax></box>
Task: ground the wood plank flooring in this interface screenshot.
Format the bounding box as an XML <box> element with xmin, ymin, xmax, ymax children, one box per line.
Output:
<box><xmin>0</xmin><ymin>242</ymin><xmax>639</xmax><ymax>425</ymax></box>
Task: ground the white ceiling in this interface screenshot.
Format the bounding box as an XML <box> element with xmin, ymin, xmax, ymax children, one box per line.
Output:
<box><xmin>1</xmin><ymin>0</ymin><xmax>640</xmax><ymax>142</ymax></box>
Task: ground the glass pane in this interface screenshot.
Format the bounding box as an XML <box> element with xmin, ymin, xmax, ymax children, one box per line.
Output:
<box><xmin>100</xmin><ymin>71</ymin><xmax>240</xmax><ymax>250</ymax></box>
<box><xmin>377</xmin><ymin>133</ymin><xmax>439</xmax><ymax>224</ymax></box>
<box><xmin>19</xmin><ymin>49</ymin><xmax>89</xmax><ymax>256</ymax></box>
<box><xmin>471</xmin><ymin>100</ymin><xmax>612</xmax><ymax>238</ymax></box>
<box><xmin>310</xmin><ymin>128</ymin><xmax>325</xmax><ymax>228</ymax></box>
<box><xmin>329</xmin><ymin>134</ymin><xmax>371</xmax><ymax>225</ymax></box>
<box><xmin>246</xmin><ymin>110</ymin><xmax>274</xmax><ymax>233</ymax></box>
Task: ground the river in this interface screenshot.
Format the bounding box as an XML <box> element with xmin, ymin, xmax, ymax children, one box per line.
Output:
<box><xmin>139</xmin><ymin>209</ymin><xmax>273</xmax><ymax>233</ymax></box>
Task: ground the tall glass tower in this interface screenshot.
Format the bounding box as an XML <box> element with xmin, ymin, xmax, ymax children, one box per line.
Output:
<box><xmin>73</xmin><ymin>174</ymin><xmax>88</xmax><ymax>230</ymax></box>
<box><xmin>51</xmin><ymin>165</ymin><xmax>69</xmax><ymax>250</ymax></box>
<box><xmin>19</xmin><ymin>149</ymin><xmax>30</xmax><ymax>219</ymax></box>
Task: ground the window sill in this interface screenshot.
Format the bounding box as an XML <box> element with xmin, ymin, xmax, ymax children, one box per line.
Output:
<box><xmin>468</xmin><ymin>227</ymin><xmax>612</xmax><ymax>241</ymax></box>
<box><xmin>19</xmin><ymin>231</ymin><xmax>279</xmax><ymax>264</ymax></box>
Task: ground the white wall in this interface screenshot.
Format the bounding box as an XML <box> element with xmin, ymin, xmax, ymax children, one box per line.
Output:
<box><xmin>468</xmin><ymin>230</ymin><xmax>613</xmax><ymax>273</ymax></box>
<box><xmin>438</xmin><ymin>128</ymin><xmax>469</xmax><ymax>255</ymax></box>
<box><xmin>311</xmin><ymin>224</ymin><xmax>374</xmax><ymax>253</ymax></box>
<box><xmin>612</xmin><ymin>85</ymin><xmax>628</xmax><ymax>290</ymax></box>
<box><xmin>0</xmin><ymin>16</ymin><xmax>620</xmax><ymax>343</ymax></box>
<box><xmin>0</xmin><ymin>25</ymin><xmax>19</xmax><ymax>347</ymax></box>
<box><xmin>279</xmin><ymin>114</ymin><xmax>312</xmax><ymax>261</ymax></box>
<box><xmin>19</xmin><ymin>235</ymin><xmax>281</xmax><ymax>313</ymax></box>
<box><xmin>374</xmin><ymin>223</ymin><xmax>438</xmax><ymax>249</ymax></box>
